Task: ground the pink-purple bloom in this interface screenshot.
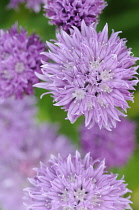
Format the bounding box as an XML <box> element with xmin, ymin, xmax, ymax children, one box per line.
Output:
<box><xmin>24</xmin><ymin>151</ymin><xmax>132</xmax><ymax>209</ymax></box>
<box><xmin>8</xmin><ymin>0</ymin><xmax>45</xmax><ymax>12</ymax></box>
<box><xmin>80</xmin><ymin>117</ymin><xmax>136</xmax><ymax>168</ymax></box>
<box><xmin>0</xmin><ymin>24</ymin><xmax>45</xmax><ymax>102</ymax></box>
<box><xmin>35</xmin><ymin>22</ymin><xmax>139</xmax><ymax>130</ymax></box>
<box><xmin>44</xmin><ymin>0</ymin><xmax>107</xmax><ymax>32</ymax></box>
<box><xmin>0</xmin><ymin>96</ymin><xmax>75</xmax><ymax>210</ymax></box>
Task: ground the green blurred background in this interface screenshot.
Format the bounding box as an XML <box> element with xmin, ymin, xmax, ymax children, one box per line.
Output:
<box><xmin>0</xmin><ymin>0</ymin><xmax>139</xmax><ymax>209</ymax></box>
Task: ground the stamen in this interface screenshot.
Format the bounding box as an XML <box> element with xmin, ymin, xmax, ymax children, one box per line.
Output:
<box><xmin>90</xmin><ymin>58</ymin><xmax>101</xmax><ymax>70</ymax></box>
<box><xmin>98</xmin><ymin>98</ymin><xmax>108</xmax><ymax>108</ymax></box>
<box><xmin>63</xmin><ymin>207</ymin><xmax>73</xmax><ymax>210</ymax></box>
<box><xmin>92</xmin><ymin>193</ymin><xmax>102</xmax><ymax>206</ymax></box>
<box><xmin>59</xmin><ymin>189</ymin><xmax>69</xmax><ymax>202</ymax></box>
<box><xmin>63</xmin><ymin>62</ymin><xmax>73</xmax><ymax>70</ymax></box>
<box><xmin>15</xmin><ymin>62</ymin><xmax>25</xmax><ymax>73</ymax></box>
<box><xmin>72</xmin><ymin>89</ymin><xmax>85</xmax><ymax>101</ymax></box>
<box><xmin>1</xmin><ymin>52</ymin><xmax>9</xmax><ymax>60</ymax></box>
<box><xmin>100</xmin><ymin>84</ymin><xmax>112</xmax><ymax>93</ymax></box>
<box><xmin>74</xmin><ymin>188</ymin><xmax>86</xmax><ymax>202</ymax></box>
<box><xmin>100</xmin><ymin>70</ymin><xmax>113</xmax><ymax>81</ymax></box>
<box><xmin>2</xmin><ymin>70</ymin><xmax>12</xmax><ymax>79</ymax></box>
<box><xmin>79</xmin><ymin>208</ymin><xmax>88</xmax><ymax>210</ymax></box>
<box><xmin>87</xmin><ymin>101</ymin><xmax>93</xmax><ymax>110</ymax></box>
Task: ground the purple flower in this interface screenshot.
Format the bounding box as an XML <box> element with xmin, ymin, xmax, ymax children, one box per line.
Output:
<box><xmin>8</xmin><ymin>0</ymin><xmax>25</xmax><ymax>9</ymax></box>
<box><xmin>0</xmin><ymin>95</ymin><xmax>37</xmax><ymax>162</ymax></box>
<box><xmin>24</xmin><ymin>151</ymin><xmax>132</xmax><ymax>209</ymax></box>
<box><xmin>26</xmin><ymin>0</ymin><xmax>45</xmax><ymax>12</ymax></box>
<box><xmin>80</xmin><ymin>117</ymin><xmax>136</xmax><ymax>168</ymax></box>
<box><xmin>0</xmin><ymin>95</ymin><xmax>36</xmax><ymax>127</ymax></box>
<box><xmin>0</xmin><ymin>96</ymin><xmax>75</xmax><ymax>210</ymax></box>
<box><xmin>35</xmin><ymin>22</ymin><xmax>139</xmax><ymax>130</ymax></box>
<box><xmin>0</xmin><ymin>24</ymin><xmax>46</xmax><ymax>102</ymax></box>
<box><xmin>8</xmin><ymin>0</ymin><xmax>45</xmax><ymax>12</ymax></box>
<box><xmin>44</xmin><ymin>0</ymin><xmax>107</xmax><ymax>32</ymax></box>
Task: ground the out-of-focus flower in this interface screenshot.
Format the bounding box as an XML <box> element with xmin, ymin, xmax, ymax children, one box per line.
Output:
<box><xmin>0</xmin><ymin>95</ymin><xmax>37</xmax><ymax>128</ymax></box>
<box><xmin>24</xmin><ymin>151</ymin><xmax>132</xmax><ymax>209</ymax></box>
<box><xmin>0</xmin><ymin>24</ymin><xmax>45</xmax><ymax>102</ymax></box>
<box><xmin>0</xmin><ymin>96</ymin><xmax>75</xmax><ymax>210</ymax></box>
<box><xmin>35</xmin><ymin>22</ymin><xmax>139</xmax><ymax>130</ymax></box>
<box><xmin>80</xmin><ymin>117</ymin><xmax>136</xmax><ymax>168</ymax></box>
<box><xmin>0</xmin><ymin>168</ymin><xmax>25</xmax><ymax>210</ymax></box>
<box><xmin>44</xmin><ymin>0</ymin><xmax>107</xmax><ymax>32</ymax></box>
<box><xmin>0</xmin><ymin>95</ymin><xmax>37</xmax><ymax>160</ymax></box>
<box><xmin>8</xmin><ymin>0</ymin><xmax>45</xmax><ymax>13</ymax></box>
<box><xmin>8</xmin><ymin>0</ymin><xmax>25</xmax><ymax>9</ymax></box>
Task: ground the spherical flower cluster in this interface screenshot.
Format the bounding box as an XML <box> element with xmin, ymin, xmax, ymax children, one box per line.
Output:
<box><xmin>0</xmin><ymin>96</ymin><xmax>74</xmax><ymax>210</ymax></box>
<box><xmin>35</xmin><ymin>22</ymin><xmax>139</xmax><ymax>130</ymax></box>
<box><xmin>80</xmin><ymin>117</ymin><xmax>136</xmax><ymax>168</ymax></box>
<box><xmin>24</xmin><ymin>151</ymin><xmax>132</xmax><ymax>209</ymax></box>
<box><xmin>0</xmin><ymin>24</ymin><xmax>45</xmax><ymax>102</ymax></box>
<box><xmin>8</xmin><ymin>0</ymin><xmax>45</xmax><ymax>13</ymax></box>
<box><xmin>44</xmin><ymin>0</ymin><xmax>107</xmax><ymax>32</ymax></box>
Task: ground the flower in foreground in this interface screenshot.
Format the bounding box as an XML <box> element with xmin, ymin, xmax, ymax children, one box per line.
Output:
<box><xmin>0</xmin><ymin>24</ymin><xmax>45</xmax><ymax>102</ymax></box>
<box><xmin>8</xmin><ymin>0</ymin><xmax>45</xmax><ymax>13</ymax></box>
<box><xmin>80</xmin><ymin>117</ymin><xmax>136</xmax><ymax>168</ymax></box>
<box><xmin>24</xmin><ymin>151</ymin><xmax>132</xmax><ymax>209</ymax></box>
<box><xmin>0</xmin><ymin>96</ymin><xmax>74</xmax><ymax>210</ymax></box>
<box><xmin>35</xmin><ymin>22</ymin><xmax>139</xmax><ymax>130</ymax></box>
<box><xmin>44</xmin><ymin>0</ymin><xmax>107</xmax><ymax>32</ymax></box>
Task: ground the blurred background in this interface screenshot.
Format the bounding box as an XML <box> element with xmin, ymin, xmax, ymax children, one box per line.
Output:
<box><xmin>0</xmin><ymin>0</ymin><xmax>139</xmax><ymax>209</ymax></box>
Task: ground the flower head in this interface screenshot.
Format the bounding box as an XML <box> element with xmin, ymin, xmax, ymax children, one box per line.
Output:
<box><xmin>35</xmin><ymin>22</ymin><xmax>139</xmax><ymax>130</ymax></box>
<box><xmin>0</xmin><ymin>24</ymin><xmax>45</xmax><ymax>101</ymax></box>
<box><xmin>80</xmin><ymin>117</ymin><xmax>136</xmax><ymax>168</ymax></box>
<box><xmin>24</xmin><ymin>151</ymin><xmax>132</xmax><ymax>209</ymax></box>
<box><xmin>44</xmin><ymin>0</ymin><xmax>107</xmax><ymax>32</ymax></box>
<box><xmin>8</xmin><ymin>0</ymin><xmax>45</xmax><ymax>12</ymax></box>
<box><xmin>0</xmin><ymin>96</ymin><xmax>74</xmax><ymax>210</ymax></box>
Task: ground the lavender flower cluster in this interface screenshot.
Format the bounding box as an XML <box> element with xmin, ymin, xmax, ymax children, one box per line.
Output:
<box><xmin>80</xmin><ymin>117</ymin><xmax>136</xmax><ymax>168</ymax></box>
<box><xmin>44</xmin><ymin>0</ymin><xmax>107</xmax><ymax>32</ymax></box>
<box><xmin>25</xmin><ymin>152</ymin><xmax>132</xmax><ymax>209</ymax></box>
<box><xmin>0</xmin><ymin>24</ymin><xmax>45</xmax><ymax>102</ymax></box>
<box><xmin>0</xmin><ymin>0</ymin><xmax>139</xmax><ymax>209</ymax></box>
<box><xmin>36</xmin><ymin>22</ymin><xmax>138</xmax><ymax>130</ymax></box>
